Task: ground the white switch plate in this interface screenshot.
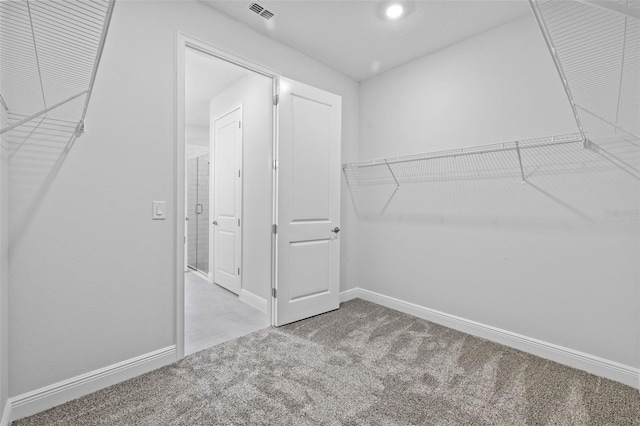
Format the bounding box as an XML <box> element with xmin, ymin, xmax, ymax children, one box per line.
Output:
<box><xmin>152</xmin><ymin>201</ymin><xmax>166</xmax><ymax>220</ymax></box>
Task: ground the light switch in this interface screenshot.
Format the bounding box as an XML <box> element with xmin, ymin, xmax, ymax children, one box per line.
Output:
<box><xmin>152</xmin><ymin>201</ymin><xmax>166</xmax><ymax>220</ymax></box>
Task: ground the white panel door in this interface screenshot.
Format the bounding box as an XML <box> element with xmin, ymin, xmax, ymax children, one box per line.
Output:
<box><xmin>275</xmin><ymin>78</ymin><xmax>342</xmax><ymax>326</ymax></box>
<box><xmin>213</xmin><ymin>107</ymin><xmax>242</xmax><ymax>295</ymax></box>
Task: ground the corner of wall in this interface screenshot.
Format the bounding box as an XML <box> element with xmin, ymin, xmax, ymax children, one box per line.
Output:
<box><xmin>340</xmin><ymin>74</ymin><xmax>360</xmax><ymax>293</ymax></box>
<box><xmin>0</xmin><ymin>400</ymin><xmax>11</xmax><ymax>426</ymax></box>
<box><xmin>0</xmin><ymin>103</ymin><xmax>10</xmax><ymax>425</ymax></box>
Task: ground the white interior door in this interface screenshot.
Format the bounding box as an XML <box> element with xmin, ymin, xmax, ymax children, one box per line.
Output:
<box><xmin>213</xmin><ymin>106</ymin><xmax>242</xmax><ymax>295</ymax></box>
<box><xmin>275</xmin><ymin>78</ymin><xmax>342</xmax><ymax>326</ymax></box>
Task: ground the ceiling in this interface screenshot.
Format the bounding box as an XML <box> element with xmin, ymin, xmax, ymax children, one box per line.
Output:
<box><xmin>202</xmin><ymin>0</ymin><xmax>532</xmax><ymax>81</ymax></box>
<box><xmin>186</xmin><ymin>48</ymin><xmax>250</xmax><ymax>126</ymax></box>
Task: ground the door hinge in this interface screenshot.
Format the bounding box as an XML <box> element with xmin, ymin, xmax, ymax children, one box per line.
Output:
<box><xmin>273</xmin><ymin>160</ymin><xmax>278</xmax><ymax>170</ymax></box>
<box><xmin>272</xmin><ymin>288</ymin><xmax>277</xmax><ymax>298</ymax></box>
<box><xmin>238</xmin><ymin>169</ymin><xmax>241</xmax><ymax>178</ymax></box>
<box><xmin>238</xmin><ymin>268</ymin><xmax>240</xmax><ymax>275</ymax></box>
<box><xmin>184</xmin><ymin>236</ymin><xmax>186</xmax><ymax>244</ymax></box>
<box><xmin>238</xmin><ymin>218</ymin><xmax>241</xmax><ymax>226</ymax></box>
<box><xmin>273</xmin><ymin>94</ymin><xmax>279</xmax><ymax>105</ymax></box>
<box><xmin>272</xmin><ymin>224</ymin><xmax>277</xmax><ymax>234</ymax></box>
<box><xmin>239</xmin><ymin>121</ymin><xmax>241</xmax><ymax>129</ymax></box>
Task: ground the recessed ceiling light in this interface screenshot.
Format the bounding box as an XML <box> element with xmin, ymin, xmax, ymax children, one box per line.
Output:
<box><xmin>385</xmin><ymin>4</ymin><xmax>404</xmax><ymax>20</ymax></box>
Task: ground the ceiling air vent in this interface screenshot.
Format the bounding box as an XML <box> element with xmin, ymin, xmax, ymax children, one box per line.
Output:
<box><xmin>260</xmin><ymin>9</ymin><xmax>274</xmax><ymax>19</ymax></box>
<box><xmin>249</xmin><ymin>2</ymin><xmax>275</xmax><ymax>20</ymax></box>
<box><xmin>249</xmin><ymin>3</ymin><xmax>264</xmax><ymax>14</ymax></box>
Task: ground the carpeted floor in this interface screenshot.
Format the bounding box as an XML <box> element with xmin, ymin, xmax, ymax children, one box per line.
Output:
<box><xmin>14</xmin><ymin>299</ymin><xmax>640</xmax><ymax>425</ymax></box>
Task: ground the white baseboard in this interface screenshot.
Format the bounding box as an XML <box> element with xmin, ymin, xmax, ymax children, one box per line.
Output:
<box><xmin>9</xmin><ymin>345</ymin><xmax>176</xmax><ymax>422</ymax></box>
<box><xmin>239</xmin><ymin>289</ymin><xmax>267</xmax><ymax>314</ymax></box>
<box><xmin>0</xmin><ymin>399</ymin><xmax>11</xmax><ymax>426</ymax></box>
<box><xmin>342</xmin><ymin>288</ymin><xmax>639</xmax><ymax>389</ymax></box>
<box><xmin>339</xmin><ymin>287</ymin><xmax>359</xmax><ymax>303</ymax></box>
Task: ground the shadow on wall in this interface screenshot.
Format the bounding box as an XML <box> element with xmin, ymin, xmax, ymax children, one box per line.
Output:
<box><xmin>344</xmin><ymin>134</ymin><xmax>640</xmax><ymax>231</ymax></box>
<box><xmin>6</xmin><ymin>112</ymin><xmax>80</xmax><ymax>248</ymax></box>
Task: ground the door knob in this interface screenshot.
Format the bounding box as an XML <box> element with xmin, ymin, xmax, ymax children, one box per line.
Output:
<box><xmin>213</xmin><ymin>220</ymin><xmax>218</xmax><ymax>225</ymax></box>
<box><xmin>331</xmin><ymin>226</ymin><xmax>340</xmax><ymax>233</ymax></box>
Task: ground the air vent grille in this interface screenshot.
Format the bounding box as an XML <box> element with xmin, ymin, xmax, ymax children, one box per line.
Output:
<box><xmin>260</xmin><ymin>9</ymin><xmax>274</xmax><ymax>19</ymax></box>
<box><xmin>249</xmin><ymin>2</ymin><xmax>274</xmax><ymax>20</ymax></box>
<box><xmin>249</xmin><ymin>3</ymin><xmax>263</xmax><ymax>14</ymax></box>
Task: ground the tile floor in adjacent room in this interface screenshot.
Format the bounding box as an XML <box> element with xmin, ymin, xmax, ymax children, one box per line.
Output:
<box><xmin>185</xmin><ymin>271</ymin><xmax>270</xmax><ymax>355</ymax></box>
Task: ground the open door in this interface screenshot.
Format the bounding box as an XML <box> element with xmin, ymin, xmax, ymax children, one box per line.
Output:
<box><xmin>275</xmin><ymin>78</ymin><xmax>342</xmax><ymax>326</ymax></box>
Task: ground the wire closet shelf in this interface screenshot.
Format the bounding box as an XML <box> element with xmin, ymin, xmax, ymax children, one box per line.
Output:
<box><xmin>343</xmin><ymin>133</ymin><xmax>585</xmax><ymax>189</ymax></box>
<box><xmin>530</xmin><ymin>0</ymin><xmax>640</xmax><ymax>140</ymax></box>
<box><xmin>345</xmin><ymin>0</ymin><xmax>639</xmax><ymax>191</ymax></box>
<box><xmin>0</xmin><ymin>0</ymin><xmax>116</xmax><ymax>136</ymax></box>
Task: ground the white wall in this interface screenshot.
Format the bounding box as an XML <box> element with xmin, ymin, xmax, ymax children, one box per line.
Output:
<box><xmin>357</xmin><ymin>16</ymin><xmax>639</xmax><ymax>368</ymax></box>
<box><xmin>186</xmin><ymin>125</ymin><xmax>209</xmax><ymax>148</ymax></box>
<box><xmin>210</xmin><ymin>74</ymin><xmax>272</xmax><ymax>303</ymax></box>
<box><xmin>0</xmin><ymin>102</ymin><xmax>9</xmax><ymax>421</ymax></box>
<box><xmin>8</xmin><ymin>1</ymin><xmax>359</xmax><ymax>398</ymax></box>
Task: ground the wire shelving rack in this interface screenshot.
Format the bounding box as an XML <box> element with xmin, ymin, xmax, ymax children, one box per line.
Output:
<box><xmin>531</xmin><ymin>0</ymin><xmax>639</xmax><ymax>140</ymax></box>
<box><xmin>343</xmin><ymin>133</ymin><xmax>585</xmax><ymax>189</ymax></box>
<box><xmin>344</xmin><ymin>0</ymin><xmax>639</xmax><ymax>196</ymax></box>
<box><xmin>0</xmin><ymin>0</ymin><xmax>116</xmax><ymax>136</ymax></box>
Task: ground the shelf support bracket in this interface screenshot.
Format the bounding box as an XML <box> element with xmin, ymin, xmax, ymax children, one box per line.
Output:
<box><xmin>0</xmin><ymin>94</ymin><xmax>8</xmax><ymax>112</ymax></box>
<box><xmin>529</xmin><ymin>0</ymin><xmax>587</xmax><ymax>146</ymax></box>
<box><xmin>75</xmin><ymin>120</ymin><xmax>85</xmax><ymax>137</ymax></box>
<box><xmin>515</xmin><ymin>141</ymin><xmax>526</xmax><ymax>184</ymax></box>
<box><xmin>384</xmin><ymin>159</ymin><xmax>400</xmax><ymax>188</ymax></box>
<box><xmin>380</xmin><ymin>159</ymin><xmax>401</xmax><ymax>215</ymax></box>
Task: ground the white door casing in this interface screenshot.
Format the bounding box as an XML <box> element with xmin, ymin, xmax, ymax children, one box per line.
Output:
<box><xmin>177</xmin><ymin>33</ymin><xmax>282</xmax><ymax>360</ymax></box>
<box><xmin>213</xmin><ymin>106</ymin><xmax>243</xmax><ymax>295</ymax></box>
<box><xmin>275</xmin><ymin>78</ymin><xmax>342</xmax><ymax>326</ymax></box>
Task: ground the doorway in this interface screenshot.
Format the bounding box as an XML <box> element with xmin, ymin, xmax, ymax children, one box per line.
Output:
<box><xmin>181</xmin><ymin>43</ymin><xmax>276</xmax><ymax>356</ymax></box>
<box><xmin>176</xmin><ymin>33</ymin><xmax>343</xmax><ymax>361</ymax></box>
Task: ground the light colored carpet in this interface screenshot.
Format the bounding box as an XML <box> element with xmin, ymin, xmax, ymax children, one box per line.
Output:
<box><xmin>14</xmin><ymin>299</ymin><xmax>640</xmax><ymax>425</ymax></box>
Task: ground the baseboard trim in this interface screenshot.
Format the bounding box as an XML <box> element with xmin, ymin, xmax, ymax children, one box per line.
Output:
<box><xmin>345</xmin><ymin>288</ymin><xmax>639</xmax><ymax>389</ymax></box>
<box><xmin>9</xmin><ymin>345</ymin><xmax>176</xmax><ymax>422</ymax></box>
<box><xmin>0</xmin><ymin>399</ymin><xmax>11</xmax><ymax>426</ymax></box>
<box><xmin>339</xmin><ymin>288</ymin><xmax>359</xmax><ymax>303</ymax></box>
<box><xmin>239</xmin><ymin>289</ymin><xmax>267</xmax><ymax>314</ymax></box>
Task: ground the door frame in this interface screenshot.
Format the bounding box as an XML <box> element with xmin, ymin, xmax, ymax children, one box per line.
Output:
<box><xmin>175</xmin><ymin>32</ymin><xmax>280</xmax><ymax>360</ymax></box>
<box><xmin>209</xmin><ymin>104</ymin><xmax>243</xmax><ymax>292</ymax></box>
